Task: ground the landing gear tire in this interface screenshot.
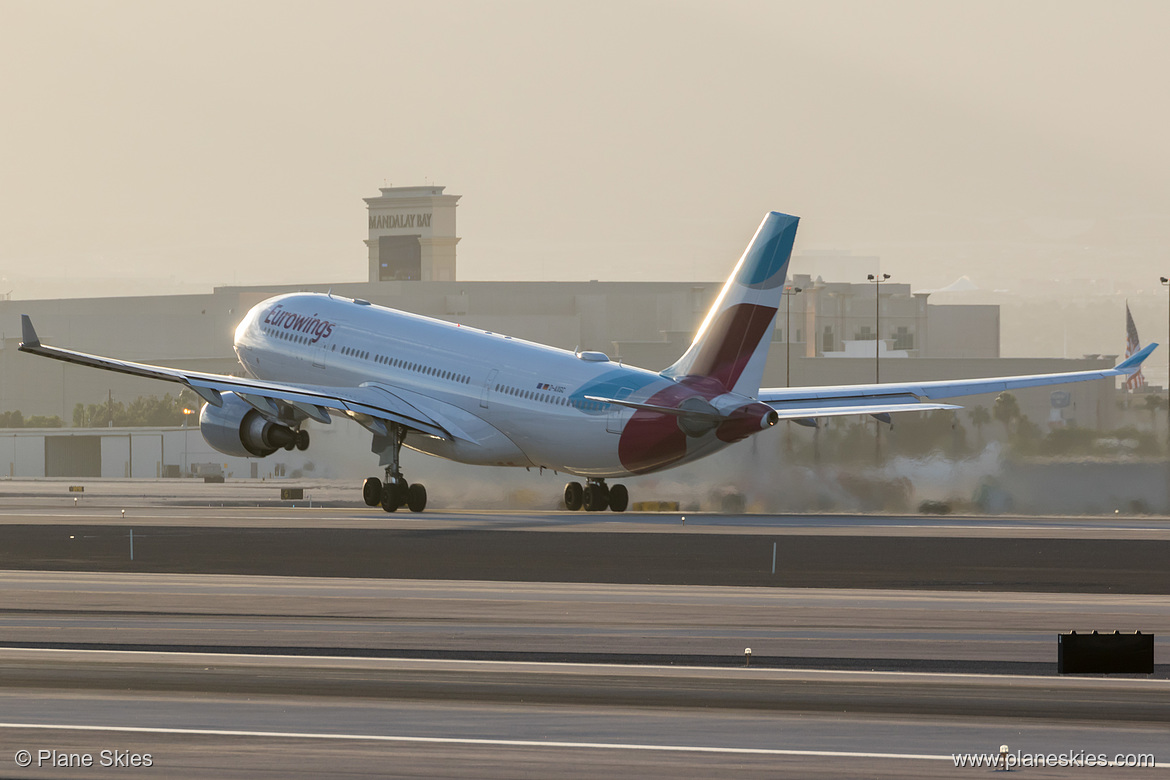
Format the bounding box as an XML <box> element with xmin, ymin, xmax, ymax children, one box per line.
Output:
<box><xmin>295</xmin><ymin>430</ymin><xmax>310</xmax><ymax>451</ymax></box>
<box><xmin>380</xmin><ymin>481</ymin><xmax>405</xmax><ymax>513</ymax></box>
<box><xmin>407</xmin><ymin>483</ymin><xmax>427</xmax><ymax>513</ymax></box>
<box><xmin>362</xmin><ymin>477</ymin><xmax>383</xmax><ymax>507</ymax></box>
<box><xmin>583</xmin><ymin>483</ymin><xmax>609</xmax><ymax>512</ymax></box>
<box><xmin>608</xmin><ymin>484</ymin><xmax>629</xmax><ymax>513</ymax></box>
<box><xmin>564</xmin><ymin>482</ymin><xmax>584</xmax><ymax>511</ymax></box>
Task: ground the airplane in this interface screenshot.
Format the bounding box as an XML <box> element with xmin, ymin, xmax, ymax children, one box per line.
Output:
<box><xmin>18</xmin><ymin>212</ymin><xmax>1155</xmax><ymax>513</ymax></box>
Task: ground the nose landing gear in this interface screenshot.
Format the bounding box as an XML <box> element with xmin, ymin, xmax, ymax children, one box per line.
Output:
<box><xmin>564</xmin><ymin>479</ymin><xmax>628</xmax><ymax>512</ymax></box>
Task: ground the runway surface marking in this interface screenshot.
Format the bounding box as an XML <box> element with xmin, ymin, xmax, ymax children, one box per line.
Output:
<box><xmin>0</xmin><ymin>721</ymin><xmax>954</xmax><ymax>762</ymax></box>
<box><xmin>4</xmin><ymin>721</ymin><xmax>1166</xmax><ymax>768</ymax></box>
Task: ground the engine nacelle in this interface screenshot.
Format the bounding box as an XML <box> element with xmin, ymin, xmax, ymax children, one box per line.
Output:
<box><xmin>716</xmin><ymin>401</ymin><xmax>779</xmax><ymax>443</ymax></box>
<box><xmin>199</xmin><ymin>392</ymin><xmax>298</xmax><ymax>458</ymax></box>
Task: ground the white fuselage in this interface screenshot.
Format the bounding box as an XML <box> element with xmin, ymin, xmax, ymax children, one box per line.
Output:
<box><xmin>232</xmin><ymin>293</ymin><xmax>749</xmax><ymax>478</ymax></box>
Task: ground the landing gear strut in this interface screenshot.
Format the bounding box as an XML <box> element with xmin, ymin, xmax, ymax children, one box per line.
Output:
<box><xmin>362</xmin><ymin>424</ymin><xmax>427</xmax><ymax>513</ymax></box>
<box><xmin>564</xmin><ymin>479</ymin><xmax>628</xmax><ymax>512</ymax></box>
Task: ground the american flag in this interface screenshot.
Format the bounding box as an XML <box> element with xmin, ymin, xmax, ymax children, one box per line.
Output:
<box><xmin>1125</xmin><ymin>301</ymin><xmax>1146</xmax><ymax>391</ymax></box>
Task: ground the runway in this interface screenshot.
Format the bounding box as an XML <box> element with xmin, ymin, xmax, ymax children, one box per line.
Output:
<box><xmin>4</xmin><ymin>477</ymin><xmax>1170</xmax><ymax>538</ymax></box>
<box><xmin>0</xmin><ymin>571</ymin><xmax>1166</xmax><ymax>776</ymax></box>
<box><xmin>0</xmin><ymin>572</ymin><xmax>1167</xmax><ymax>671</ymax></box>
<box><xmin>0</xmin><ymin>653</ymin><xmax>1166</xmax><ymax>778</ymax></box>
<box><xmin>2</xmin><ymin>688</ymin><xmax>1162</xmax><ymax>778</ymax></box>
<box><xmin>0</xmin><ymin>482</ymin><xmax>1166</xmax><ymax>777</ymax></box>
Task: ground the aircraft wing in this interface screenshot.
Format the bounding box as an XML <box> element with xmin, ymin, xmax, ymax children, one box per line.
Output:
<box><xmin>17</xmin><ymin>315</ymin><xmax>458</xmax><ymax>440</ymax></box>
<box><xmin>758</xmin><ymin>344</ymin><xmax>1157</xmax><ymax>419</ymax></box>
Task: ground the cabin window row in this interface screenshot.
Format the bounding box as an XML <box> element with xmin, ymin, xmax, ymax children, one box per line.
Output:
<box><xmin>343</xmin><ymin>345</ymin><xmax>471</xmax><ymax>385</ymax></box>
<box><xmin>264</xmin><ymin>326</ymin><xmax>317</xmax><ymax>346</ymax></box>
<box><xmin>264</xmin><ymin>326</ymin><xmax>471</xmax><ymax>384</ymax></box>
<box><xmin>494</xmin><ymin>384</ymin><xmax>607</xmax><ymax>412</ymax></box>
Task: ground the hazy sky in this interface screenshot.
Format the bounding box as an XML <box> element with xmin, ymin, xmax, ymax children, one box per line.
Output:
<box><xmin>3</xmin><ymin>0</ymin><xmax>1169</xmax><ymax>300</ymax></box>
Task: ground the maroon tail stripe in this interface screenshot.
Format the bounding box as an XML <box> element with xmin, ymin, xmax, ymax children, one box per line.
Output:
<box><xmin>683</xmin><ymin>303</ymin><xmax>777</xmax><ymax>390</ymax></box>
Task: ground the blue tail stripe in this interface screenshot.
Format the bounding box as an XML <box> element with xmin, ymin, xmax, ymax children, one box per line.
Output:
<box><xmin>735</xmin><ymin>212</ymin><xmax>799</xmax><ymax>290</ymax></box>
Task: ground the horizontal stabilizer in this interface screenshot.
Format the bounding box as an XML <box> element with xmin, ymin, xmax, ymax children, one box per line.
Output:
<box><xmin>583</xmin><ymin>395</ymin><xmax>719</xmax><ymax>421</ymax></box>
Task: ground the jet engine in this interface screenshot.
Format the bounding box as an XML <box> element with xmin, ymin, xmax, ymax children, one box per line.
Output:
<box><xmin>715</xmin><ymin>401</ymin><xmax>779</xmax><ymax>443</ymax></box>
<box><xmin>199</xmin><ymin>392</ymin><xmax>302</xmax><ymax>458</ymax></box>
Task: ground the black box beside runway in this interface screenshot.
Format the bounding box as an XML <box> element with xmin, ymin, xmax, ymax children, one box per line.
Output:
<box><xmin>1058</xmin><ymin>632</ymin><xmax>1155</xmax><ymax>674</ymax></box>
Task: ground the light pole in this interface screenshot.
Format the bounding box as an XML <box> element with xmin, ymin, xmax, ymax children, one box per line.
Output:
<box><xmin>782</xmin><ymin>285</ymin><xmax>803</xmax><ymax>455</ymax></box>
<box><xmin>182</xmin><ymin>407</ymin><xmax>195</xmax><ymax>477</ymax></box>
<box><xmin>867</xmin><ymin>273</ymin><xmax>891</xmax><ymax>464</ymax></box>
<box><xmin>867</xmin><ymin>273</ymin><xmax>891</xmax><ymax>383</ymax></box>
<box><xmin>1161</xmin><ymin>276</ymin><xmax>1169</xmax><ymax>383</ymax></box>
<box><xmin>782</xmin><ymin>285</ymin><xmax>803</xmax><ymax>387</ymax></box>
<box><xmin>1162</xmin><ymin>278</ymin><xmax>1170</xmax><ymax>457</ymax></box>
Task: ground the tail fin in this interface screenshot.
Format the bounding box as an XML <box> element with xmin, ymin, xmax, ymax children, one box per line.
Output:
<box><xmin>662</xmin><ymin>212</ymin><xmax>799</xmax><ymax>396</ymax></box>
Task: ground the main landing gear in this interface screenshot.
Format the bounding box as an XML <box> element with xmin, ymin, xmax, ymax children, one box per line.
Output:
<box><xmin>361</xmin><ymin>424</ymin><xmax>427</xmax><ymax>513</ymax></box>
<box><xmin>564</xmin><ymin>479</ymin><xmax>628</xmax><ymax>512</ymax></box>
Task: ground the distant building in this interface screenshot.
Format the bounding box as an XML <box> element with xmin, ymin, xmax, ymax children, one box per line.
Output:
<box><xmin>365</xmin><ymin>186</ymin><xmax>460</xmax><ymax>282</ymax></box>
<box><xmin>0</xmin><ymin>185</ymin><xmax>1124</xmax><ymax>478</ymax></box>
